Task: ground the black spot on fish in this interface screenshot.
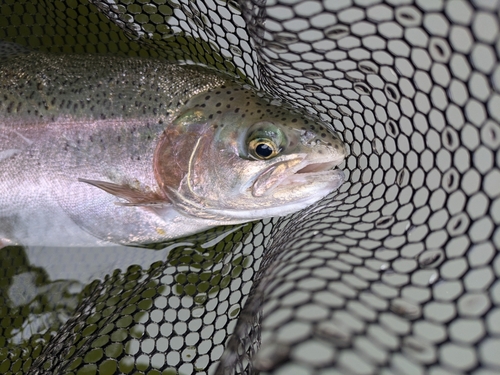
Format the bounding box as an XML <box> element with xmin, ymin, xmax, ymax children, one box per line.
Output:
<box><xmin>230</xmin><ymin>97</ymin><xmax>234</xmax><ymax>101</ymax></box>
<box><xmin>200</xmin><ymin>104</ymin><xmax>206</xmax><ymax>108</ymax></box>
<box><xmin>310</xmin><ymin>126</ymin><xmax>315</xmax><ymax>130</ymax></box>
<box><xmin>216</xmin><ymin>103</ymin><xmax>221</xmax><ymax>107</ymax></box>
<box><xmin>321</xmin><ymin>133</ymin><xmax>326</xmax><ymax>138</ymax></box>
<box><xmin>209</xmin><ymin>114</ymin><xmax>214</xmax><ymax>119</ymax></box>
<box><xmin>205</xmin><ymin>95</ymin><xmax>211</xmax><ymax>100</ymax></box>
<box><xmin>292</xmin><ymin>119</ymin><xmax>297</xmax><ymax>123</ymax></box>
<box><xmin>213</xmin><ymin>124</ymin><xmax>218</xmax><ymax>128</ymax></box>
<box><xmin>235</xmin><ymin>108</ymin><xmax>240</xmax><ymax>113</ymax></box>
<box><xmin>100</xmin><ymin>114</ymin><xmax>106</xmax><ymax>120</ymax></box>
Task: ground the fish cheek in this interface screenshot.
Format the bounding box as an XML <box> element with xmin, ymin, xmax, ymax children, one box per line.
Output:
<box><xmin>153</xmin><ymin>125</ymin><xmax>217</xmax><ymax>200</ymax></box>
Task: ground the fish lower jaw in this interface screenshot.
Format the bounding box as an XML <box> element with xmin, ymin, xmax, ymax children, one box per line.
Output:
<box><xmin>195</xmin><ymin>189</ymin><xmax>339</xmax><ymax>222</ymax></box>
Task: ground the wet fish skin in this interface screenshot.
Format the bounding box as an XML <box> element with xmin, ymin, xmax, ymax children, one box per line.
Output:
<box><xmin>0</xmin><ymin>44</ymin><xmax>346</xmax><ymax>247</ymax></box>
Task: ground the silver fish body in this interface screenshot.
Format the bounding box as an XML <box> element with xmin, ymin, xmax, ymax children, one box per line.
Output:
<box><xmin>0</xmin><ymin>45</ymin><xmax>346</xmax><ymax>247</ymax></box>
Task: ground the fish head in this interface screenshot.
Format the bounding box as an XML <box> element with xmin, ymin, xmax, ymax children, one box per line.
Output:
<box><xmin>155</xmin><ymin>83</ymin><xmax>347</xmax><ymax>221</ymax></box>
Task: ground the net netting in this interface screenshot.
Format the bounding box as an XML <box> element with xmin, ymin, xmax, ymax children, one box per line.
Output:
<box><xmin>0</xmin><ymin>0</ymin><xmax>499</xmax><ymax>374</ymax></box>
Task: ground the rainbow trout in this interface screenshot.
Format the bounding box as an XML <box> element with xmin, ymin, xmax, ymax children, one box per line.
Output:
<box><xmin>0</xmin><ymin>42</ymin><xmax>346</xmax><ymax>247</ymax></box>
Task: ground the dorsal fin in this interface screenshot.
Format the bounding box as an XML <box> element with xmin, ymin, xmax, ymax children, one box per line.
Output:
<box><xmin>78</xmin><ymin>178</ymin><xmax>170</xmax><ymax>207</ymax></box>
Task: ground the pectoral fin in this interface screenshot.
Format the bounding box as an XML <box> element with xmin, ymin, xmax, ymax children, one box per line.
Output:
<box><xmin>78</xmin><ymin>178</ymin><xmax>170</xmax><ymax>207</ymax></box>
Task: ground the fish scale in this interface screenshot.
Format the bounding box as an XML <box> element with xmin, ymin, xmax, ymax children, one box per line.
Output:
<box><xmin>0</xmin><ymin>51</ymin><xmax>223</xmax><ymax>122</ymax></box>
<box><xmin>0</xmin><ymin>43</ymin><xmax>346</xmax><ymax>247</ymax></box>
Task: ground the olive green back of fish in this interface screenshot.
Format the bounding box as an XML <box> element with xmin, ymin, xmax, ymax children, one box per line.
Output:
<box><xmin>0</xmin><ymin>46</ymin><xmax>227</xmax><ymax>125</ymax></box>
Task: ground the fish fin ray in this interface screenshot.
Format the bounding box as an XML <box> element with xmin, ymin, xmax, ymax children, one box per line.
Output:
<box><xmin>78</xmin><ymin>178</ymin><xmax>171</xmax><ymax>207</ymax></box>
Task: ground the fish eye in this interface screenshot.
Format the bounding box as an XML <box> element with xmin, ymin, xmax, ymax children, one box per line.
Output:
<box><xmin>245</xmin><ymin>122</ymin><xmax>286</xmax><ymax>160</ymax></box>
<box><xmin>248</xmin><ymin>138</ymin><xmax>279</xmax><ymax>160</ymax></box>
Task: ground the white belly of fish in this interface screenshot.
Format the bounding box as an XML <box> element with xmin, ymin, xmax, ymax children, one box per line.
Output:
<box><xmin>0</xmin><ymin>120</ymin><xmax>223</xmax><ymax>247</ymax></box>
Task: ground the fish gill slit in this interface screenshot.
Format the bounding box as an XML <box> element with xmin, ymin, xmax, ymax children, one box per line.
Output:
<box><xmin>186</xmin><ymin>137</ymin><xmax>204</xmax><ymax>193</ymax></box>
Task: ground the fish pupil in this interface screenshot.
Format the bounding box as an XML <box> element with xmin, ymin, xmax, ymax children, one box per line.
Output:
<box><xmin>256</xmin><ymin>143</ymin><xmax>273</xmax><ymax>158</ymax></box>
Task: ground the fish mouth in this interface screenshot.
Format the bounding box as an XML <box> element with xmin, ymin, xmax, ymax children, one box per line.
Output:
<box><xmin>252</xmin><ymin>155</ymin><xmax>345</xmax><ymax>197</ymax></box>
<box><xmin>295</xmin><ymin>160</ymin><xmax>340</xmax><ymax>174</ymax></box>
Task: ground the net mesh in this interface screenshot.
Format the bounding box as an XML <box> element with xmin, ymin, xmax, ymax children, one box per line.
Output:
<box><xmin>0</xmin><ymin>0</ymin><xmax>499</xmax><ymax>374</ymax></box>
